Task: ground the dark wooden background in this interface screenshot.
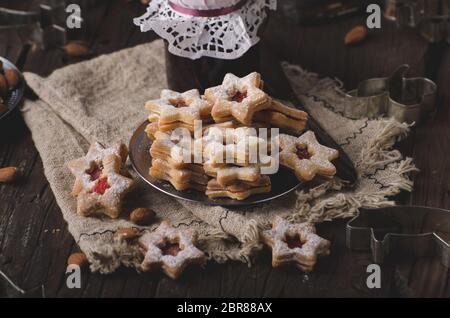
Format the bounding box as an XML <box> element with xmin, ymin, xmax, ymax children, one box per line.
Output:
<box><xmin>0</xmin><ymin>0</ymin><xmax>449</xmax><ymax>298</ymax></box>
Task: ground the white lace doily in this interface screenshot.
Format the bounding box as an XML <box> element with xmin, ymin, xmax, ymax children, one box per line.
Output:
<box><xmin>134</xmin><ymin>0</ymin><xmax>277</xmax><ymax>60</ymax></box>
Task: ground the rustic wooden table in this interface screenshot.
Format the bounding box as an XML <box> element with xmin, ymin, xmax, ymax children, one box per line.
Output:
<box><xmin>0</xmin><ymin>0</ymin><xmax>449</xmax><ymax>298</ymax></box>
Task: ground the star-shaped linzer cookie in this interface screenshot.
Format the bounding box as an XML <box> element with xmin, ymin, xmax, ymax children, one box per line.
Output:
<box><xmin>261</xmin><ymin>216</ymin><xmax>331</xmax><ymax>272</ymax></box>
<box><xmin>279</xmin><ymin>131</ymin><xmax>339</xmax><ymax>182</ymax></box>
<box><xmin>205</xmin><ymin>72</ymin><xmax>271</xmax><ymax>125</ymax></box>
<box><xmin>138</xmin><ymin>221</ymin><xmax>206</xmax><ymax>279</ymax></box>
<box><xmin>68</xmin><ymin>142</ymin><xmax>128</xmax><ymax>196</ymax></box>
<box><xmin>145</xmin><ymin>89</ymin><xmax>212</xmax><ymax>126</ymax></box>
<box><xmin>68</xmin><ymin>143</ymin><xmax>135</xmax><ymax>218</ymax></box>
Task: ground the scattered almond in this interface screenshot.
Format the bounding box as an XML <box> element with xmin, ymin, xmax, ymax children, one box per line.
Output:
<box><xmin>67</xmin><ymin>252</ymin><xmax>89</xmax><ymax>268</ymax></box>
<box><xmin>0</xmin><ymin>102</ymin><xmax>7</xmax><ymax>114</ymax></box>
<box><xmin>63</xmin><ymin>41</ymin><xmax>92</xmax><ymax>57</ymax></box>
<box><xmin>4</xmin><ymin>69</ymin><xmax>19</xmax><ymax>90</ymax></box>
<box><xmin>0</xmin><ymin>167</ymin><xmax>21</xmax><ymax>183</ymax></box>
<box><xmin>0</xmin><ymin>74</ymin><xmax>8</xmax><ymax>99</ymax></box>
<box><xmin>114</xmin><ymin>227</ymin><xmax>140</xmax><ymax>241</ymax></box>
<box><xmin>344</xmin><ymin>25</ymin><xmax>368</xmax><ymax>45</ymax></box>
<box><xmin>130</xmin><ymin>207</ymin><xmax>156</xmax><ymax>225</ymax></box>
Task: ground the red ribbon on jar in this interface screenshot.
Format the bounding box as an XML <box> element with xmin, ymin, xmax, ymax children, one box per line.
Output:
<box><xmin>168</xmin><ymin>0</ymin><xmax>248</xmax><ymax>17</ymax></box>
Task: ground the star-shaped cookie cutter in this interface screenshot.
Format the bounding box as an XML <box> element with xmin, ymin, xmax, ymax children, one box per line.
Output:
<box><xmin>343</xmin><ymin>64</ymin><xmax>437</xmax><ymax>124</ymax></box>
<box><xmin>346</xmin><ymin>206</ymin><xmax>450</xmax><ymax>267</ymax></box>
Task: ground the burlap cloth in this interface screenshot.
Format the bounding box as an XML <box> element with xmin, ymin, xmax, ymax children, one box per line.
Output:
<box><xmin>21</xmin><ymin>40</ymin><xmax>417</xmax><ymax>273</ymax></box>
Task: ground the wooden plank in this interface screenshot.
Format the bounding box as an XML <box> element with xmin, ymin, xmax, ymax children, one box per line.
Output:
<box><xmin>135</xmin><ymin>273</ymin><xmax>159</xmax><ymax>298</ymax></box>
<box><xmin>444</xmin><ymin>48</ymin><xmax>450</xmax><ymax>298</ymax></box>
<box><xmin>405</xmin><ymin>45</ymin><xmax>450</xmax><ymax>298</ymax></box>
<box><xmin>266</xmin><ymin>12</ymin><xmax>428</xmax><ymax>296</ymax></box>
<box><xmin>183</xmin><ymin>263</ymin><xmax>223</xmax><ymax>298</ymax></box>
<box><xmin>0</xmin><ymin>20</ymin><xmax>59</xmax><ymax>293</ymax></box>
<box><xmin>264</xmin><ymin>12</ymin><xmax>428</xmax><ymax>89</ymax></box>
<box><xmin>265</xmin><ymin>11</ymin><xmax>449</xmax><ymax>298</ymax></box>
<box><xmin>1</xmin><ymin>2</ymin><xmax>448</xmax><ymax>298</ymax></box>
<box><xmin>120</xmin><ymin>271</ymin><xmax>147</xmax><ymax>298</ymax></box>
<box><xmin>29</xmin><ymin>0</ymin><xmax>161</xmax><ymax>298</ymax></box>
<box><xmin>0</xmin><ymin>29</ymin><xmax>26</xmax><ymax>64</ymax></box>
<box><xmin>0</xmin><ymin>47</ymin><xmax>69</xmax><ymax>296</ymax></box>
<box><xmin>50</xmin><ymin>0</ymin><xmax>157</xmax><ymax>298</ymax></box>
<box><xmin>261</xmin><ymin>41</ymin><xmax>357</xmax><ymax>184</ymax></box>
<box><xmin>0</xmin><ymin>0</ymin><xmax>111</xmax><ymax>298</ymax></box>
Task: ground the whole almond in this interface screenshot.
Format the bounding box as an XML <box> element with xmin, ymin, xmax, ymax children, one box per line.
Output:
<box><xmin>0</xmin><ymin>74</ymin><xmax>8</xmax><ymax>99</ymax></box>
<box><xmin>114</xmin><ymin>227</ymin><xmax>140</xmax><ymax>241</ymax></box>
<box><xmin>130</xmin><ymin>207</ymin><xmax>156</xmax><ymax>225</ymax></box>
<box><xmin>344</xmin><ymin>25</ymin><xmax>368</xmax><ymax>45</ymax></box>
<box><xmin>0</xmin><ymin>102</ymin><xmax>7</xmax><ymax>114</ymax></box>
<box><xmin>67</xmin><ymin>252</ymin><xmax>89</xmax><ymax>267</ymax></box>
<box><xmin>63</xmin><ymin>41</ymin><xmax>92</xmax><ymax>57</ymax></box>
<box><xmin>0</xmin><ymin>167</ymin><xmax>21</xmax><ymax>183</ymax></box>
<box><xmin>4</xmin><ymin>69</ymin><xmax>19</xmax><ymax>90</ymax></box>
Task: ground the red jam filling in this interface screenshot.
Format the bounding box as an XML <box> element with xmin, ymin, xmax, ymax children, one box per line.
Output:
<box><xmin>231</xmin><ymin>91</ymin><xmax>247</xmax><ymax>102</ymax></box>
<box><xmin>296</xmin><ymin>146</ymin><xmax>311</xmax><ymax>160</ymax></box>
<box><xmin>170</xmin><ymin>99</ymin><xmax>187</xmax><ymax>108</ymax></box>
<box><xmin>285</xmin><ymin>235</ymin><xmax>304</xmax><ymax>249</ymax></box>
<box><xmin>87</xmin><ymin>163</ymin><xmax>103</xmax><ymax>181</ymax></box>
<box><xmin>161</xmin><ymin>242</ymin><xmax>182</xmax><ymax>256</ymax></box>
<box><xmin>92</xmin><ymin>177</ymin><xmax>110</xmax><ymax>195</ymax></box>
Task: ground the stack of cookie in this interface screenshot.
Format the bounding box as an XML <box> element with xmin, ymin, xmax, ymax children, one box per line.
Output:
<box><xmin>201</xmin><ymin>125</ymin><xmax>274</xmax><ymax>200</ymax></box>
<box><xmin>144</xmin><ymin>72</ymin><xmax>339</xmax><ymax>200</ymax></box>
<box><xmin>149</xmin><ymin>131</ymin><xmax>208</xmax><ymax>192</ymax></box>
<box><xmin>145</xmin><ymin>89</ymin><xmax>214</xmax><ymax>139</ymax></box>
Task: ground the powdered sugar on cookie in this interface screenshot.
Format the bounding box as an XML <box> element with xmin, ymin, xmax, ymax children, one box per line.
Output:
<box><xmin>68</xmin><ymin>143</ymin><xmax>134</xmax><ymax>218</ymax></box>
<box><xmin>139</xmin><ymin>221</ymin><xmax>206</xmax><ymax>279</ymax></box>
<box><xmin>68</xmin><ymin>142</ymin><xmax>128</xmax><ymax>196</ymax></box>
<box><xmin>205</xmin><ymin>72</ymin><xmax>271</xmax><ymax>125</ymax></box>
<box><xmin>279</xmin><ymin>131</ymin><xmax>339</xmax><ymax>181</ymax></box>
<box><xmin>74</xmin><ymin>154</ymin><xmax>135</xmax><ymax>218</ymax></box>
<box><xmin>145</xmin><ymin>89</ymin><xmax>212</xmax><ymax>125</ymax></box>
<box><xmin>261</xmin><ymin>216</ymin><xmax>330</xmax><ymax>272</ymax></box>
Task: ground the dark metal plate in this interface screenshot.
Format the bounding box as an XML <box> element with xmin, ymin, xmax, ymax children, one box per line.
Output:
<box><xmin>129</xmin><ymin>120</ymin><xmax>302</xmax><ymax>206</ymax></box>
<box><xmin>0</xmin><ymin>56</ymin><xmax>25</xmax><ymax>122</ymax></box>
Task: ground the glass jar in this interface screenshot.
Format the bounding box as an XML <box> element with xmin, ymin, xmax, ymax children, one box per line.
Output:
<box><xmin>164</xmin><ymin>41</ymin><xmax>262</xmax><ymax>92</ymax></box>
<box><xmin>163</xmin><ymin>2</ymin><xmax>270</xmax><ymax>92</ymax></box>
<box><xmin>134</xmin><ymin>0</ymin><xmax>274</xmax><ymax>91</ymax></box>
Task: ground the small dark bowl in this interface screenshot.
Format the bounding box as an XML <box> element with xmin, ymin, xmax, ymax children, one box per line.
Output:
<box><xmin>0</xmin><ymin>57</ymin><xmax>25</xmax><ymax>122</ymax></box>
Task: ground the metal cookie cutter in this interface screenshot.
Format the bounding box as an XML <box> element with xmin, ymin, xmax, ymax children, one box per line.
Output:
<box><xmin>0</xmin><ymin>1</ymin><xmax>67</xmax><ymax>49</ymax></box>
<box><xmin>384</xmin><ymin>0</ymin><xmax>450</xmax><ymax>44</ymax></box>
<box><xmin>343</xmin><ymin>64</ymin><xmax>437</xmax><ymax>123</ymax></box>
<box><xmin>346</xmin><ymin>206</ymin><xmax>450</xmax><ymax>267</ymax></box>
<box><xmin>0</xmin><ymin>0</ymin><xmax>97</xmax><ymax>49</ymax></box>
